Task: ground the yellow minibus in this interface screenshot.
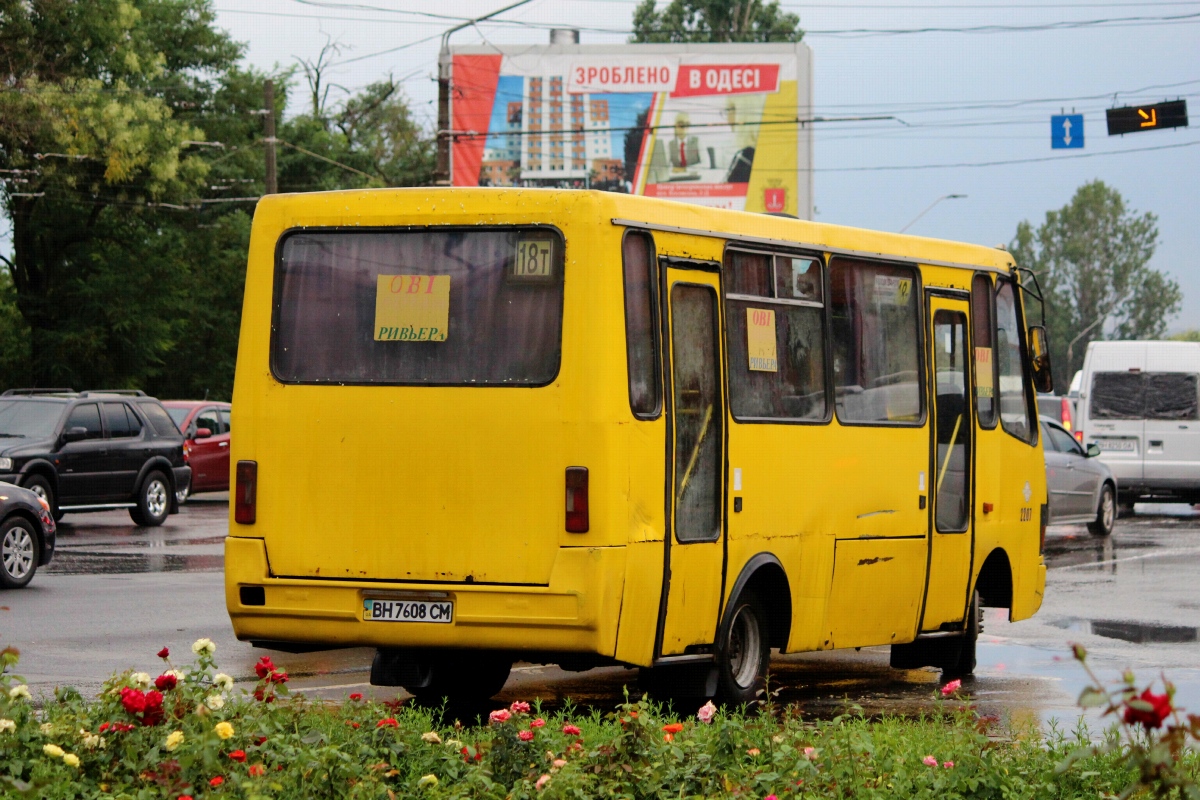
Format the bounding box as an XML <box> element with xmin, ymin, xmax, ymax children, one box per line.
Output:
<box><xmin>226</xmin><ymin>188</ymin><xmax>1051</xmax><ymax>704</ymax></box>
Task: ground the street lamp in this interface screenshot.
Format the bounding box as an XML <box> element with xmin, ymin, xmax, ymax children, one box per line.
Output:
<box><xmin>899</xmin><ymin>194</ymin><xmax>967</xmax><ymax>234</ymax></box>
<box><xmin>435</xmin><ymin>0</ymin><xmax>536</xmax><ymax>185</ymax></box>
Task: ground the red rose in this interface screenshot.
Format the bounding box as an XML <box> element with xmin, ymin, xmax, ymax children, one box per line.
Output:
<box><xmin>270</xmin><ymin>671</ymin><xmax>288</xmax><ymax>684</ymax></box>
<box><xmin>142</xmin><ymin>690</ymin><xmax>165</xmax><ymax>726</ymax></box>
<box><xmin>254</xmin><ymin>657</ymin><xmax>275</xmax><ymax>679</ymax></box>
<box><xmin>256</xmin><ymin>736</ymin><xmax>268</xmax><ymax>745</ymax></box>
<box><xmin>99</xmin><ymin>722</ymin><xmax>110</xmax><ymax>733</ymax></box>
<box><xmin>377</xmin><ymin>718</ymin><xmax>399</xmax><ymax>728</ymax></box>
<box><xmin>209</xmin><ymin>776</ymin><xmax>224</xmax><ymax>787</ymax></box>
<box><xmin>248</xmin><ymin>764</ymin><xmax>265</xmax><ymax>777</ymax></box>
<box><xmin>155</xmin><ymin>674</ymin><xmax>178</xmax><ymax>691</ymax></box>
<box><xmin>228</xmin><ymin>750</ymin><xmax>246</xmax><ymax>763</ymax></box>
<box><xmin>157</xmin><ymin>647</ymin><xmax>170</xmax><ymax>659</ymax></box>
<box><xmin>120</xmin><ymin>687</ymin><xmax>146</xmax><ymax>715</ymax></box>
<box><xmin>562</xmin><ymin>724</ymin><xmax>581</xmax><ymax>736</ymax></box>
<box><xmin>349</xmin><ymin>693</ymin><xmax>363</xmax><ymax>701</ymax></box>
<box><xmin>1124</xmin><ymin>688</ymin><xmax>1173</xmax><ymax>729</ymax></box>
<box><xmin>518</xmin><ymin>729</ymin><xmax>535</xmax><ymax>742</ymax></box>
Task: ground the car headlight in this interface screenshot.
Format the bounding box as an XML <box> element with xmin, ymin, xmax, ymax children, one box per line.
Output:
<box><xmin>0</xmin><ymin>458</ymin><xmax>11</xmax><ymax>471</ymax></box>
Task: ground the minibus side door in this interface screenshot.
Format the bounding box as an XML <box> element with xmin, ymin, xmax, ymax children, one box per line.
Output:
<box><xmin>921</xmin><ymin>294</ymin><xmax>975</xmax><ymax>630</ymax></box>
<box><xmin>657</xmin><ymin>264</ymin><xmax>728</xmax><ymax>656</ymax></box>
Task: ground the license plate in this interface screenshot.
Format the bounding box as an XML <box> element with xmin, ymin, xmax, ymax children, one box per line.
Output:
<box><xmin>1096</xmin><ymin>438</ymin><xmax>1137</xmax><ymax>452</ymax></box>
<box><xmin>363</xmin><ymin>598</ymin><xmax>454</xmax><ymax>624</ymax></box>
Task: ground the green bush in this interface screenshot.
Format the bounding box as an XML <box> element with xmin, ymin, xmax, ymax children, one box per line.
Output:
<box><xmin>0</xmin><ymin>640</ymin><xmax>1189</xmax><ymax>799</ymax></box>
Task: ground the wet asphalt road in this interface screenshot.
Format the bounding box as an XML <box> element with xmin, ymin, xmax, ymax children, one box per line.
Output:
<box><xmin>5</xmin><ymin>497</ymin><xmax>1199</xmax><ymax>726</ymax></box>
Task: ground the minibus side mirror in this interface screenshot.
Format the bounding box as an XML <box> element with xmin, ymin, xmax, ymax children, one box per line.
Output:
<box><xmin>1028</xmin><ymin>325</ymin><xmax>1054</xmax><ymax>394</ymax></box>
<box><xmin>1086</xmin><ymin>443</ymin><xmax>1102</xmax><ymax>458</ymax></box>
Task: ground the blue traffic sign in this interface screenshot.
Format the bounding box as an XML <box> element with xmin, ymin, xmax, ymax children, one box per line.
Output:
<box><xmin>1051</xmin><ymin>114</ymin><xmax>1084</xmax><ymax>149</ymax></box>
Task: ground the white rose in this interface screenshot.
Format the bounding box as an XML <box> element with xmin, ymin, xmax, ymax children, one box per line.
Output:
<box><xmin>165</xmin><ymin>669</ymin><xmax>186</xmax><ymax>681</ymax></box>
<box><xmin>0</xmin><ymin>719</ymin><xmax>15</xmax><ymax>733</ymax></box>
<box><xmin>130</xmin><ymin>672</ymin><xmax>152</xmax><ymax>688</ymax></box>
<box><xmin>191</xmin><ymin>638</ymin><xmax>216</xmax><ymax>656</ymax></box>
<box><xmin>213</xmin><ymin>673</ymin><xmax>234</xmax><ymax>691</ymax></box>
<box><xmin>8</xmin><ymin>685</ymin><xmax>30</xmax><ymax>700</ymax></box>
<box><xmin>205</xmin><ymin>694</ymin><xmax>225</xmax><ymax>710</ymax></box>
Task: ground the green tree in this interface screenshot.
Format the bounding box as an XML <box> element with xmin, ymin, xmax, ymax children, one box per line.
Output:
<box><xmin>0</xmin><ymin>0</ymin><xmax>242</xmax><ymax>388</ymax></box>
<box><xmin>631</xmin><ymin>0</ymin><xmax>803</xmax><ymax>43</ymax></box>
<box><xmin>1010</xmin><ymin>180</ymin><xmax>1180</xmax><ymax>392</ymax></box>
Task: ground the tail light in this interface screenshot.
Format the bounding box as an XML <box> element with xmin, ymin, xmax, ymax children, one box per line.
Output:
<box><xmin>565</xmin><ymin>467</ymin><xmax>589</xmax><ymax>533</ymax></box>
<box><xmin>1060</xmin><ymin>397</ymin><xmax>1073</xmax><ymax>431</ymax></box>
<box><xmin>235</xmin><ymin>460</ymin><xmax>257</xmax><ymax>525</ymax></box>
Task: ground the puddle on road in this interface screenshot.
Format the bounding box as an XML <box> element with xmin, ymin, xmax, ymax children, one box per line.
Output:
<box><xmin>1050</xmin><ymin>618</ymin><xmax>1199</xmax><ymax>643</ymax></box>
<box><xmin>45</xmin><ymin>553</ymin><xmax>224</xmax><ymax>575</ymax></box>
<box><xmin>55</xmin><ymin>536</ymin><xmax>226</xmax><ymax>550</ymax></box>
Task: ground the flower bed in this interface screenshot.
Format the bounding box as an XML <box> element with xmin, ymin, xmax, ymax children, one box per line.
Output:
<box><xmin>0</xmin><ymin>641</ymin><xmax>1192</xmax><ymax>798</ymax></box>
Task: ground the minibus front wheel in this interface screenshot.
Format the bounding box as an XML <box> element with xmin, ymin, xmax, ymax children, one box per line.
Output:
<box><xmin>715</xmin><ymin>591</ymin><xmax>770</xmax><ymax>705</ymax></box>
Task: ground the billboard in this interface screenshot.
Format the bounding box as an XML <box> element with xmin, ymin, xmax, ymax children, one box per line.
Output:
<box><xmin>448</xmin><ymin>43</ymin><xmax>813</xmax><ymax>218</ymax></box>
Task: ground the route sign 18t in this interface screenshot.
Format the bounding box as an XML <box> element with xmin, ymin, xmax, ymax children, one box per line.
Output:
<box><xmin>1106</xmin><ymin>100</ymin><xmax>1188</xmax><ymax>135</ymax></box>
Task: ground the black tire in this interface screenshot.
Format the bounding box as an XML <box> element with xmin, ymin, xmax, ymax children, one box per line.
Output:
<box><xmin>379</xmin><ymin>650</ymin><xmax>511</xmax><ymax>704</ymax></box>
<box><xmin>942</xmin><ymin>591</ymin><xmax>980</xmax><ymax>679</ymax></box>
<box><xmin>0</xmin><ymin>516</ymin><xmax>38</xmax><ymax>589</ymax></box>
<box><xmin>715</xmin><ymin>591</ymin><xmax>770</xmax><ymax>706</ymax></box>
<box><xmin>129</xmin><ymin>471</ymin><xmax>171</xmax><ymax>527</ymax></box>
<box><xmin>1088</xmin><ymin>483</ymin><xmax>1116</xmax><ymax>536</ymax></box>
<box><xmin>21</xmin><ymin>474</ymin><xmax>62</xmax><ymax>522</ymax></box>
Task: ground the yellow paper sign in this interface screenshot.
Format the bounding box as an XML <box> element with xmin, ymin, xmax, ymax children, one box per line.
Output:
<box><xmin>975</xmin><ymin>347</ymin><xmax>994</xmax><ymax>398</ymax></box>
<box><xmin>746</xmin><ymin>308</ymin><xmax>778</xmax><ymax>372</ymax></box>
<box><xmin>374</xmin><ymin>275</ymin><xmax>450</xmax><ymax>342</ymax></box>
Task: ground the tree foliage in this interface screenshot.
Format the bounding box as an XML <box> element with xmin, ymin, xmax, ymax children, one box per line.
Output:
<box><xmin>630</xmin><ymin>0</ymin><xmax>803</xmax><ymax>43</ymax></box>
<box><xmin>0</xmin><ymin>2</ymin><xmax>434</xmax><ymax>397</ymax></box>
<box><xmin>1010</xmin><ymin>180</ymin><xmax>1180</xmax><ymax>392</ymax></box>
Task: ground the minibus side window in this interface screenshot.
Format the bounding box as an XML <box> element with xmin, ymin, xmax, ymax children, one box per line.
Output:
<box><xmin>623</xmin><ymin>231</ymin><xmax>661</xmax><ymax>417</ymax></box>
<box><xmin>971</xmin><ymin>274</ymin><xmax>997</xmax><ymax>428</ymax></box>
<box><xmin>995</xmin><ymin>279</ymin><xmax>1035</xmax><ymax>443</ymax></box>
<box><xmin>724</xmin><ymin>249</ymin><xmax>827</xmax><ymax>422</ymax></box>
<box><xmin>830</xmin><ymin>259</ymin><xmax>922</xmax><ymax>424</ymax></box>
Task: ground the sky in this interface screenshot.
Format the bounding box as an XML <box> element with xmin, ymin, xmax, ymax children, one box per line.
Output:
<box><xmin>11</xmin><ymin>1</ymin><xmax>1200</xmax><ymax>328</ymax></box>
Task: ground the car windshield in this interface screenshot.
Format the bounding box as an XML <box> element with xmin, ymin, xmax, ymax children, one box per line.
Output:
<box><xmin>0</xmin><ymin>399</ymin><xmax>67</xmax><ymax>438</ymax></box>
<box><xmin>166</xmin><ymin>407</ymin><xmax>190</xmax><ymax>427</ymax></box>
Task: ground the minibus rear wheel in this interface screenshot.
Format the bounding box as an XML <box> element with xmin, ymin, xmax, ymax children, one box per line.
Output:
<box><xmin>406</xmin><ymin>651</ymin><xmax>512</xmax><ymax>705</ymax></box>
<box><xmin>715</xmin><ymin>591</ymin><xmax>770</xmax><ymax>706</ymax></box>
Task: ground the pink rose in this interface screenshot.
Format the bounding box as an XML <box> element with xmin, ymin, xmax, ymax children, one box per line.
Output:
<box><xmin>562</xmin><ymin>724</ymin><xmax>581</xmax><ymax>736</ymax></box>
<box><xmin>510</xmin><ymin>701</ymin><xmax>531</xmax><ymax>714</ymax></box>
<box><xmin>943</xmin><ymin>761</ymin><xmax>955</xmax><ymax>768</ymax></box>
<box><xmin>923</xmin><ymin>755</ymin><xmax>938</xmax><ymax>767</ymax></box>
<box><xmin>489</xmin><ymin>709</ymin><xmax>511</xmax><ymax>724</ymax></box>
<box><xmin>530</xmin><ymin>718</ymin><xmax>545</xmax><ymax>728</ymax></box>
<box><xmin>696</xmin><ymin>700</ymin><xmax>716</xmax><ymax>723</ymax></box>
<box><xmin>941</xmin><ymin>679</ymin><xmax>962</xmax><ymax>697</ymax></box>
<box><xmin>518</xmin><ymin>729</ymin><xmax>535</xmax><ymax>742</ymax></box>
<box><xmin>535</xmin><ymin>774</ymin><xmax>551</xmax><ymax>791</ymax></box>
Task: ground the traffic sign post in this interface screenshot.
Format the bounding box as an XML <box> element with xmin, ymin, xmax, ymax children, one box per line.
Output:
<box><xmin>1051</xmin><ymin>114</ymin><xmax>1084</xmax><ymax>149</ymax></box>
<box><xmin>1106</xmin><ymin>100</ymin><xmax>1189</xmax><ymax>135</ymax></box>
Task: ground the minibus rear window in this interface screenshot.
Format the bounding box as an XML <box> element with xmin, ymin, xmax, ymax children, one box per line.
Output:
<box><xmin>273</xmin><ymin>229</ymin><xmax>564</xmax><ymax>385</ymax></box>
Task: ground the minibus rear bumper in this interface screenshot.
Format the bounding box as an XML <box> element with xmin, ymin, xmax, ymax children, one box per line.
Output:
<box><xmin>224</xmin><ymin>537</ymin><xmax>627</xmax><ymax>656</ymax></box>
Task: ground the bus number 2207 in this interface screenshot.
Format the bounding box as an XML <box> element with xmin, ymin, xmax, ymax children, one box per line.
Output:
<box><xmin>364</xmin><ymin>599</ymin><xmax>454</xmax><ymax>624</ymax></box>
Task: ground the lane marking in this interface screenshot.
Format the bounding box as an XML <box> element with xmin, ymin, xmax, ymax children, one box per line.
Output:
<box><xmin>1051</xmin><ymin>547</ymin><xmax>1200</xmax><ymax>572</ymax></box>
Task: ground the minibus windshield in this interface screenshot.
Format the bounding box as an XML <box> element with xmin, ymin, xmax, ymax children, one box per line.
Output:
<box><xmin>273</xmin><ymin>228</ymin><xmax>564</xmax><ymax>385</ymax></box>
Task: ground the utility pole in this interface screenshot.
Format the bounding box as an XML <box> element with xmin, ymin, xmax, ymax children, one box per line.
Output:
<box><xmin>435</xmin><ymin>0</ymin><xmax>536</xmax><ymax>185</ymax></box>
<box><xmin>264</xmin><ymin>80</ymin><xmax>277</xmax><ymax>195</ymax></box>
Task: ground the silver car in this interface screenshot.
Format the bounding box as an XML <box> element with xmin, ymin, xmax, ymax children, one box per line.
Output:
<box><xmin>1041</xmin><ymin>416</ymin><xmax>1116</xmax><ymax>536</ymax></box>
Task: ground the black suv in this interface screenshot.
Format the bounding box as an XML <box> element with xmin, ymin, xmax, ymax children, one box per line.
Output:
<box><xmin>0</xmin><ymin>390</ymin><xmax>191</xmax><ymax>526</ymax></box>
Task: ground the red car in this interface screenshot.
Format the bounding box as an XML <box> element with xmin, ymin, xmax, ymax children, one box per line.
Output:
<box><xmin>162</xmin><ymin>401</ymin><xmax>231</xmax><ymax>502</ymax></box>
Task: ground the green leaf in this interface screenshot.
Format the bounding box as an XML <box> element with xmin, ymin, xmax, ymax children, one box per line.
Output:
<box><xmin>1078</xmin><ymin>687</ymin><xmax>1108</xmax><ymax>708</ymax></box>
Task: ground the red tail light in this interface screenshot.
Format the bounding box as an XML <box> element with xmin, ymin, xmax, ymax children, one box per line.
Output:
<box><xmin>235</xmin><ymin>460</ymin><xmax>257</xmax><ymax>525</ymax></box>
<box><xmin>1061</xmin><ymin>397</ymin><xmax>1073</xmax><ymax>431</ymax></box>
<box><xmin>565</xmin><ymin>467</ymin><xmax>589</xmax><ymax>533</ymax></box>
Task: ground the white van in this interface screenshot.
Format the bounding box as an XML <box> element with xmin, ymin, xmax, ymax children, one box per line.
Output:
<box><xmin>1076</xmin><ymin>340</ymin><xmax>1200</xmax><ymax>504</ymax></box>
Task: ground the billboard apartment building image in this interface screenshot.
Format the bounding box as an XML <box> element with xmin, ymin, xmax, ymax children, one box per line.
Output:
<box><xmin>449</xmin><ymin>42</ymin><xmax>814</xmax><ymax>219</ymax></box>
